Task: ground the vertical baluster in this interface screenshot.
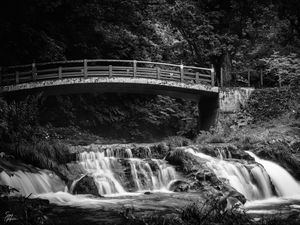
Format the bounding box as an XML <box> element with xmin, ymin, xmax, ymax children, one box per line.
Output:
<box><xmin>109</xmin><ymin>65</ymin><xmax>113</xmax><ymax>78</ymax></box>
<box><xmin>83</xmin><ymin>59</ymin><xmax>88</xmax><ymax>78</ymax></box>
<box><xmin>211</xmin><ymin>64</ymin><xmax>215</xmax><ymax>86</ymax></box>
<box><xmin>58</xmin><ymin>66</ymin><xmax>62</xmax><ymax>79</ymax></box>
<box><xmin>15</xmin><ymin>71</ymin><xmax>19</xmax><ymax>84</ymax></box>
<box><xmin>133</xmin><ymin>60</ymin><xmax>137</xmax><ymax>77</ymax></box>
<box><xmin>180</xmin><ymin>64</ymin><xmax>184</xmax><ymax>82</ymax></box>
<box><xmin>196</xmin><ymin>72</ymin><xmax>199</xmax><ymax>84</ymax></box>
<box><xmin>32</xmin><ymin>62</ymin><xmax>37</xmax><ymax>81</ymax></box>
<box><xmin>157</xmin><ymin>67</ymin><xmax>160</xmax><ymax>79</ymax></box>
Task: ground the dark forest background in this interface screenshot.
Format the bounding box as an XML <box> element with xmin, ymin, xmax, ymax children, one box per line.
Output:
<box><xmin>0</xmin><ymin>0</ymin><xmax>300</xmax><ymax>142</ymax></box>
<box><xmin>1</xmin><ymin>0</ymin><xmax>299</xmax><ymax>78</ymax></box>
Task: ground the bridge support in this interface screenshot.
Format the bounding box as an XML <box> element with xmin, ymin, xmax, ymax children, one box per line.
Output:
<box><xmin>198</xmin><ymin>95</ymin><xmax>219</xmax><ymax>131</ymax></box>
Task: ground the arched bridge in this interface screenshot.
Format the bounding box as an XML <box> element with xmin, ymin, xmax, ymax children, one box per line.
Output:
<box><xmin>0</xmin><ymin>59</ymin><xmax>219</xmax><ymax>130</ymax></box>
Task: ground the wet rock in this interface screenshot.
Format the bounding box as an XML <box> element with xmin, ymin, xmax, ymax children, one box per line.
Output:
<box><xmin>169</xmin><ymin>180</ymin><xmax>190</xmax><ymax>192</ymax></box>
<box><xmin>195</xmin><ymin>170</ymin><xmax>213</xmax><ymax>182</ymax></box>
<box><xmin>131</xmin><ymin>146</ymin><xmax>152</xmax><ymax>158</ymax></box>
<box><xmin>149</xmin><ymin>142</ymin><xmax>169</xmax><ymax>159</ymax></box>
<box><xmin>73</xmin><ymin>175</ymin><xmax>102</xmax><ymax>197</ymax></box>
<box><xmin>144</xmin><ymin>191</ymin><xmax>152</xmax><ymax>195</ymax></box>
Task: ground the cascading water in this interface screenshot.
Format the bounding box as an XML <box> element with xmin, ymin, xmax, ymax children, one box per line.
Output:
<box><xmin>0</xmin><ymin>170</ymin><xmax>65</xmax><ymax>196</ymax></box>
<box><xmin>1</xmin><ymin>145</ymin><xmax>299</xmax><ymax>215</ymax></box>
<box><xmin>77</xmin><ymin>151</ymin><xmax>126</xmax><ymax>195</ymax></box>
<box><xmin>76</xmin><ymin>148</ymin><xmax>177</xmax><ymax>196</ymax></box>
<box><xmin>185</xmin><ymin>148</ymin><xmax>274</xmax><ymax>200</ymax></box>
<box><xmin>246</xmin><ymin>151</ymin><xmax>300</xmax><ymax>197</ymax></box>
<box><xmin>0</xmin><ymin>147</ymin><xmax>177</xmax><ymax>199</ymax></box>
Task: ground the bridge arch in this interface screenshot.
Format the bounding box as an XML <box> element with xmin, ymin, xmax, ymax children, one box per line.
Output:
<box><xmin>0</xmin><ymin>59</ymin><xmax>219</xmax><ymax>130</ymax></box>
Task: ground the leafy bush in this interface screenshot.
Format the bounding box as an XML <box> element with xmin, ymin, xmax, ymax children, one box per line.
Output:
<box><xmin>0</xmin><ymin>96</ymin><xmax>42</xmax><ymax>145</ymax></box>
<box><xmin>262</xmin><ymin>52</ymin><xmax>300</xmax><ymax>87</ymax></box>
<box><xmin>245</xmin><ymin>88</ymin><xmax>298</xmax><ymax>122</ymax></box>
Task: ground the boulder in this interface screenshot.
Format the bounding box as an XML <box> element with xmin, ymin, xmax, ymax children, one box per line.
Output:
<box><xmin>73</xmin><ymin>175</ymin><xmax>102</xmax><ymax>197</ymax></box>
<box><xmin>169</xmin><ymin>180</ymin><xmax>190</xmax><ymax>192</ymax></box>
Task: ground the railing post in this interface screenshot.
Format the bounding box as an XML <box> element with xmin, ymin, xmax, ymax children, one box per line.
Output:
<box><xmin>133</xmin><ymin>60</ymin><xmax>137</xmax><ymax>77</ymax></box>
<box><xmin>220</xmin><ymin>68</ymin><xmax>225</xmax><ymax>87</ymax></box>
<box><xmin>32</xmin><ymin>62</ymin><xmax>37</xmax><ymax>81</ymax></box>
<box><xmin>196</xmin><ymin>72</ymin><xmax>199</xmax><ymax>84</ymax></box>
<box><xmin>58</xmin><ymin>66</ymin><xmax>62</xmax><ymax>79</ymax></box>
<box><xmin>248</xmin><ymin>69</ymin><xmax>251</xmax><ymax>87</ymax></box>
<box><xmin>15</xmin><ymin>71</ymin><xmax>19</xmax><ymax>84</ymax></box>
<box><xmin>157</xmin><ymin>67</ymin><xmax>160</xmax><ymax>79</ymax></box>
<box><xmin>83</xmin><ymin>59</ymin><xmax>88</xmax><ymax>78</ymax></box>
<box><xmin>260</xmin><ymin>69</ymin><xmax>263</xmax><ymax>88</ymax></box>
<box><xmin>180</xmin><ymin>64</ymin><xmax>184</xmax><ymax>82</ymax></box>
<box><xmin>109</xmin><ymin>65</ymin><xmax>113</xmax><ymax>78</ymax></box>
<box><xmin>211</xmin><ymin>64</ymin><xmax>215</xmax><ymax>86</ymax></box>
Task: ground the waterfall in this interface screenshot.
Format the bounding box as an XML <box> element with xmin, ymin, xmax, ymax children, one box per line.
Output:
<box><xmin>185</xmin><ymin>148</ymin><xmax>274</xmax><ymax>200</ymax></box>
<box><xmin>0</xmin><ymin>170</ymin><xmax>65</xmax><ymax>196</ymax></box>
<box><xmin>246</xmin><ymin>151</ymin><xmax>300</xmax><ymax>197</ymax></box>
<box><xmin>78</xmin><ymin>151</ymin><xmax>126</xmax><ymax>195</ymax></box>
<box><xmin>75</xmin><ymin>148</ymin><xmax>177</xmax><ymax>196</ymax></box>
<box><xmin>0</xmin><ymin>148</ymin><xmax>177</xmax><ymax>198</ymax></box>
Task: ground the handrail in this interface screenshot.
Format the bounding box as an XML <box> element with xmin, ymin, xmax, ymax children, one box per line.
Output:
<box><xmin>0</xmin><ymin>59</ymin><xmax>215</xmax><ymax>87</ymax></box>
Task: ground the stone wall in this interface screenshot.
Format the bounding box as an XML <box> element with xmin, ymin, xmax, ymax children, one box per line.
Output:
<box><xmin>219</xmin><ymin>88</ymin><xmax>254</xmax><ymax>113</ymax></box>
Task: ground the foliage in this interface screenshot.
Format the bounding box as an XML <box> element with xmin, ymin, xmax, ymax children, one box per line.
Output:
<box><xmin>39</xmin><ymin>94</ymin><xmax>198</xmax><ymax>142</ymax></box>
<box><xmin>1</xmin><ymin>0</ymin><xmax>300</xmax><ymax>86</ymax></box>
<box><xmin>0</xmin><ymin>96</ymin><xmax>42</xmax><ymax>145</ymax></box>
<box><xmin>0</xmin><ymin>196</ymin><xmax>52</xmax><ymax>225</ymax></box>
<box><xmin>261</xmin><ymin>52</ymin><xmax>300</xmax><ymax>87</ymax></box>
<box><xmin>246</xmin><ymin>88</ymin><xmax>299</xmax><ymax>122</ymax></box>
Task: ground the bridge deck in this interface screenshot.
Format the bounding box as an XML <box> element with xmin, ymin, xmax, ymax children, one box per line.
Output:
<box><xmin>0</xmin><ymin>59</ymin><xmax>215</xmax><ymax>88</ymax></box>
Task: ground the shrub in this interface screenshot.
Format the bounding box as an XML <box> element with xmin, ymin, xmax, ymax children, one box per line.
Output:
<box><xmin>245</xmin><ymin>88</ymin><xmax>298</xmax><ymax>122</ymax></box>
<box><xmin>261</xmin><ymin>52</ymin><xmax>300</xmax><ymax>87</ymax></box>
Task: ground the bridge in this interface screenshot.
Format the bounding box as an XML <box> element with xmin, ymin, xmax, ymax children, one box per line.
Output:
<box><xmin>0</xmin><ymin>59</ymin><xmax>219</xmax><ymax>130</ymax></box>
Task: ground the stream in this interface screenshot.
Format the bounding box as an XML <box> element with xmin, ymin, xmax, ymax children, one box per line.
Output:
<box><xmin>1</xmin><ymin>146</ymin><xmax>300</xmax><ymax>223</ymax></box>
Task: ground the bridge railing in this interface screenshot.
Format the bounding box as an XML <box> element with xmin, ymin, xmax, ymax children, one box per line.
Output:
<box><xmin>0</xmin><ymin>59</ymin><xmax>214</xmax><ymax>86</ymax></box>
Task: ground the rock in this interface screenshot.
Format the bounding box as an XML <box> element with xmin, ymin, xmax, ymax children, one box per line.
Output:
<box><xmin>144</xmin><ymin>191</ymin><xmax>152</xmax><ymax>195</ymax></box>
<box><xmin>195</xmin><ymin>170</ymin><xmax>213</xmax><ymax>182</ymax></box>
<box><xmin>73</xmin><ymin>175</ymin><xmax>102</xmax><ymax>197</ymax></box>
<box><xmin>218</xmin><ymin>190</ymin><xmax>246</xmax><ymax>214</ymax></box>
<box><xmin>131</xmin><ymin>146</ymin><xmax>152</xmax><ymax>158</ymax></box>
<box><xmin>169</xmin><ymin>180</ymin><xmax>190</xmax><ymax>192</ymax></box>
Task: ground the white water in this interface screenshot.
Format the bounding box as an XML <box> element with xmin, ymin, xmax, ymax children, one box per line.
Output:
<box><xmin>78</xmin><ymin>151</ymin><xmax>126</xmax><ymax>195</ymax></box>
<box><xmin>0</xmin><ymin>170</ymin><xmax>65</xmax><ymax>196</ymax></box>
<box><xmin>73</xmin><ymin>148</ymin><xmax>177</xmax><ymax>196</ymax></box>
<box><xmin>186</xmin><ymin>148</ymin><xmax>274</xmax><ymax>200</ymax></box>
<box><xmin>246</xmin><ymin>151</ymin><xmax>300</xmax><ymax>197</ymax></box>
<box><xmin>1</xmin><ymin>146</ymin><xmax>300</xmax><ymax>215</ymax></box>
